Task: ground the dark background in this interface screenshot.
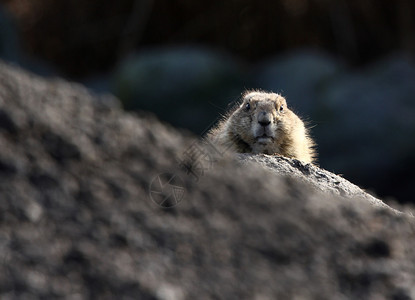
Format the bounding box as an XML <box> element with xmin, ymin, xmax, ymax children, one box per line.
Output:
<box><xmin>1</xmin><ymin>0</ymin><xmax>415</xmax><ymax>204</ymax></box>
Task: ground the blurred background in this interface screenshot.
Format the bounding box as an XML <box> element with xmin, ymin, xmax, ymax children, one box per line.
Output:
<box><xmin>1</xmin><ymin>0</ymin><xmax>415</xmax><ymax>205</ymax></box>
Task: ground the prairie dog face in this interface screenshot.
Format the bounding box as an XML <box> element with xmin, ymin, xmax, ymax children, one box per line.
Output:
<box><xmin>230</xmin><ymin>91</ymin><xmax>288</xmax><ymax>151</ymax></box>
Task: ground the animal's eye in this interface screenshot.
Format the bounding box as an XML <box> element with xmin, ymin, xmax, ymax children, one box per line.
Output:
<box><xmin>245</xmin><ymin>102</ymin><xmax>251</xmax><ymax>111</ymax></box>
<box><xmin>279</xmin><ymin>105</ymin><xmax>284</xmax><ymax>112</ymax></box>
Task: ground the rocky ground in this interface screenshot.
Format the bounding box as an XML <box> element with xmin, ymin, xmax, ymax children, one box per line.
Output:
<box><xmin>1</xmin><ymin>61</ymin><xmax>415</xmax><ymax>299</ymax></box>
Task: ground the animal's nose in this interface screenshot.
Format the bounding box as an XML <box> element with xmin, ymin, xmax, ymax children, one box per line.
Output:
<box><xmin>258</xmin><ymin>112</ymin><xmax>271</xmax><ymax>126</ymax></box>
<box><xmin>258</xmin><ymin>120</ymin><xmax>271</xmax><ymax>126</ymax></box>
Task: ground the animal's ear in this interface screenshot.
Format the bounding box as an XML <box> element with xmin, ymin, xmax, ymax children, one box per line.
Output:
<box><xmin>277</xmin><ymin>95</ymin><xmax>287</xmax><ymax>107</ymax></box>
<box><xmin>242</xmin><ymin>90</ymin><xmax>259</xmax><ymax>101</ymax></box>
<box><xmin>242</xmin><ymin>92</ymin><xmax>252</xmax><ymax>101</ymax></box>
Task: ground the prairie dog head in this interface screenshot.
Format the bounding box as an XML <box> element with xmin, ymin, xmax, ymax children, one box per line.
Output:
<box><xmin>228</xmin><ymin>91</ymin><xmax>289</xmax><ymax>152</ymax></box>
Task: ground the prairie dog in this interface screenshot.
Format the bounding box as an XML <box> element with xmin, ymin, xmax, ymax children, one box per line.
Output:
<box><xmin>207</xmin><ymin>91</ymin><xmax>316</xmax><ymax>164</ymax></box>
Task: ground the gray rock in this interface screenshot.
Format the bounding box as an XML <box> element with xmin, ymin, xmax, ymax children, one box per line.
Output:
<box><xmin>237</xmin><ymin>154</ymin><xmax>392</xmax><ymax>210</ymax></box>
<box><xmin>112</xmin><ymin>46</ymin><xmax>247</xmax><ymax>133</ymax></box>
<box><xmin>0</xmin><ymin>6</ymin><xmax>20</xmax><ymax>64</ymax></box>
<box><xmin>1</xmin><ymin>60</ymin><xmax>415</xmax><ymax>299</ymax></box>
<box><xmin>315</xmin><ymin>53</ymin><xmax>415</xmax><ymax>201</ymax></box>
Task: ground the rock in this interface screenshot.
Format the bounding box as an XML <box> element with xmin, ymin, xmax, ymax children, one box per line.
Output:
<box><xmin>1</xmin><ymin>60</ymin><xmax>415</xmax><ymax>299</ymax></box>
<box><xmin>112</xmin><ymin>46</ymin><xmax>247</xmax><ymax>133</ymax></box>
<box><xmin>316</xmin><ymin>53</ymin><xmax>415</xmax><ymax>203</ymax></box>
<box><xmin>237</xmin><ymin>154</ymin><xmax>392</xmax><ymax>210</ymax></box>
<box><xmin>0</xmin><ymin>5</ymin><xmax>20</xmax><ymax>64</ymax></box>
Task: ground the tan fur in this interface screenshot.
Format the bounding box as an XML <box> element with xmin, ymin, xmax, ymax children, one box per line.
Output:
<box><xmin>207</xmin><ymin>90</ymin><xmax>316</xmax><ymax>164</ymax></box>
